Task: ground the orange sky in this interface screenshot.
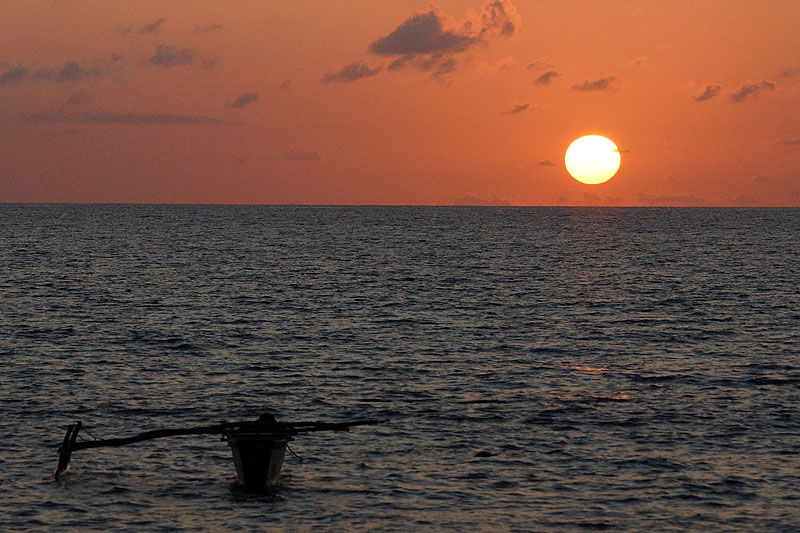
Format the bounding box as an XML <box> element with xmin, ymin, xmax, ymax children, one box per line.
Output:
<box><xmin>2</xmin><ymin>0</ymin><xmax>799</xmax><ymax>205</ymax></box>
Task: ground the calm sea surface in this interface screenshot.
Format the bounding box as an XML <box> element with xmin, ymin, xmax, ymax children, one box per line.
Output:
<box><xmin>1</xmin><ymin>205</ymin><xmax>798</xmax><ymax>531</ymax></box>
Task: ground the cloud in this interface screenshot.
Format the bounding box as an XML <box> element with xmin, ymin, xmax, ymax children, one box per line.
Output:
<box><xmin>279</xmin><ymin>80</ymin><xmax>291</xmax><ymax>90</ymax></box>
<box><xmin>571</xmin><ymin>76</ymin><xmax>615</xmax><ymax>92</ymax></box>
<box><xmin>359</xmin><ymin>0</ymin><xmax>520</xmax><ymax>79</ymax></box>
<box><xmin>693</xmin><ymin>83</ymin><xmax>721</xmax><ymax>102</ymax></box>
<box><xmin>283</xmin><ymin>150</ymin><xmax>322</xmax><ymax>162</ymax></box>
<box><xmin>195</xmin><ymin>24</ymin><xmax>224</xmax><ymax>34</ymax></box>
<box><xmin>729</xmin><ymin>80</ymin><xmax>775</xmax><ymax>103</ymax></box>
<box><xmin>505</xmin><ymin>103</ymin><xmax>529</xmax><ymax>115</ymax></box>
<box><xmin>26</xmin><ymin>112</ymin><xmax>227</xmax><ymax>125</ymax></box>
<box><xmin>538</xmin><ymin>160</ymin><xmax>555</xmax><ymax>166</ymax></box>
<box><xmin>2</xmin><ymin>60</ymin><xmax>110</xmax><ymax>85</ymax></box>
<box><xmin>322</xmin><ymin>61</ymin><xmax>382</xmax><ymax>82</ymax></box>
<box><xmin>140</xmin><ymin>18</ymin><xmax>166</xmax><ymax>34</ymax></box>
<box><xmin>527</xmin><ymin>60</ymin><xmax>550</xmax><ymax>71</ymax></box>
<box><xmin>226</xmin><ymin>92</ymin><xmax>259</xmax><ymax>109</ymax></box>
<box><xmin>370</xmin><ymin>10</ymin><xmax>475</xmax><ymax>57</ymax></box>
<box><xmin>54</xmin><ymin>61</ymin><xmax>102</xmax><ymax>82</ymax></box>
<box><xmin>0</xmin><ymin>65</ymin><xmax>28</xmax><ymax>86</ymax></box>
<box><xmin>478</xmin><ymin>0</ymin><xmax>519</xmax><ymax>37</ymax></box>
<box><xmin>534</xmin><ymin>70</ymin><xmax>559</xmax><ymax>85</ymax></box>
<box><xmin>778</xmin><ymin>68</ymin><xmax>800</xmax><ymax>79</ymax></box>
<box><xmin>149</xmin><ymin>45</ymin><xmax>195</xmax><ymax>68</ymax></box>
<box><xmin>783</xmin><ymin>139</ymin><xmax>800</xmax><ymax>145</ymax></box>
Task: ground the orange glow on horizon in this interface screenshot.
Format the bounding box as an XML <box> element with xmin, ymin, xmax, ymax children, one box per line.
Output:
<box><xmin>0</xmin><ymin>1</ymin><xmax>798</xmax><ymax>206</ymax></box>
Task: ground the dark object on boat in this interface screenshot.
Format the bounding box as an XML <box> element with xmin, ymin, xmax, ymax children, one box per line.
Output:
<box><xmin>55</xmin><ymin>413</ymin><xmax>379</xmax><ymax>490</ymax></box>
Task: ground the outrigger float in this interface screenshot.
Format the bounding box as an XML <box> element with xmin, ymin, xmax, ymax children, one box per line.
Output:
<box><xmin>55</xmin><ymin>413</ymin><xmax>379</xmax><ymax>490</ymax></box>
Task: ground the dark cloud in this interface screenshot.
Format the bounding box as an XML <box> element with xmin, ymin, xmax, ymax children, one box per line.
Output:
<box><xmin>226</xmin><ymin>92</ymin><xmax>259</xmax><ymax>109</ymax></box>
<box><xmin>783</xmin><ymin>139</ymin><xmax>800</xmax><ymax>145</ymax></box>
<box><xmin>480</xmin><ymin>0</ymin><xmax>519</xmax><ymax>36</ymax></box>
<box><xmin>754</xmin><ymin>175</ymin><xmax>773</xmax><ymax>183</ymax></box>
<box><xmin>55</xmin><ymin>61</ymin><xmax>101</xmax><ymax>82</ymax></box>
<box><xmin>387</xmin><ymin>55</ymin><xmax>413</xmax><ymax>71</ymax></box>
<box><xmin>506</xmin><ymin>103</ymin><xmax>529</xmax><ymax>115</ymax></box>
<box><xmin>730</xmin><ymin>80</ymin><xmax>775</xmax><ymax>103</ymax></box>
<box><xmin>370</xmin><ymin>10</ymin><xmax>475</xmax><ymax>57</ymax></box>
<box><xmin>527</xmin><ymin>60</ymin><xmax>550</xmax><ymax>70</ymax></box>
<box><xmin>26</xmin><ymin>112</ymin><xmax>226</xmax><ymax>125</ymax></box>
<box><xmin>778</xmin><ymin>68</ymin><xmax>800</xmax><ymax>78</ymax></box>
<box><xmin>322</xmin><ymin>61</ymin><xmax>382</xmax><ymax>83</ymax></box>
<box><xmin>149</xmin><ymin>45</ymin><xmax>195</xmax><ymax>68</ymax></box>
<box><xmin>283</xmin><ymin>150</ymin><xmax>322</xmax><ymax>162</ymax></box>
<box><xmin>0</xmin><ymin>65</ymin><xmax>28</xmax><ymax>86</ymax></box>
<box><xmin>363</xmin><ymin>0</ymin><xmax>520</xmax><ymax>78</ymax></box>
<box><xmin>279</xmin><ymin>80</ymin><xmax>291</xmax><ymax>90</ymax></box>
<box><xmin>140</xmin><ymin>18</ymin><xmax>166</xmax><ymax>34</ymax></box>
<box><xmin>534</xmin><ymin>70</ymin><xmax>559</xmax><ymax>85</ymax></box>
<box><xmin>2</xmin><ymin>60</ymin><xmax>107</xmax><ymax>85</ymax></box>
<box><xmin>693</xmin><ymin>83</ymin><xmax>721</xmax><ymax>102</ymax></box>
<box><xmin>422</xmin><ymin>56</ymin><xmax>458</xmax><ymax>78</ymax></box>
<box><xmin>571</xmin><ymin>76</ymin><xmax>615</xmax><ymax>92</ymax></box>
<box><xmin>538</xmin><ymin>160</ymin><xmax>555</xmax><ymax>166</ymax></box>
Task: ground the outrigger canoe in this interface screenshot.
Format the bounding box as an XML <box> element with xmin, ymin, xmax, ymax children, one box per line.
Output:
<box><xmin>55</xmin><ymin>413</ymin><xmax>380</xmax><ymax>490</ymax></box>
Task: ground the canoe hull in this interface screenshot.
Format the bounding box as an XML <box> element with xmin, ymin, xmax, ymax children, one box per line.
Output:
<box><xmin>226</xmin><ymin>433</ymin><xmax>290</xmax><ymax>489</ymax></box>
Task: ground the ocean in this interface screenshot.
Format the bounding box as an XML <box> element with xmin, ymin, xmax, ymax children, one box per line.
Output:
<box><xmin>1</xmin><ymin>205</ymin><xmax>798</xmax><ymax>531</ymax></box>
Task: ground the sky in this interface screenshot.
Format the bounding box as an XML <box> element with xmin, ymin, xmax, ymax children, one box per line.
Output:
<box><xmin>2</xmin><ymin>0</ymin><xmax>799</xmax><ymax>206</ymax></box>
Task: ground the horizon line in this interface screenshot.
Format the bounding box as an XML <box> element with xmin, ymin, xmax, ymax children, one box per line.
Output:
<box><xmin>1</xmin><ymin>202</ymin><xmax>798</xmax><ymax>209</ymax></box>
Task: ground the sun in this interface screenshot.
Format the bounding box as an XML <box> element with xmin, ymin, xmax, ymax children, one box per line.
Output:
<box><xmin>564</xmin><ymin>135</ymin><xmax>621</xmax><ymax>184</ymax></box>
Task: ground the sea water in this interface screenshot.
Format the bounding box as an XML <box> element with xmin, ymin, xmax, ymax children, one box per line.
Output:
<box><xmin>1</xmin><ymin>205</ymin><xmax>798</xmax><ymax>531</ymax></box>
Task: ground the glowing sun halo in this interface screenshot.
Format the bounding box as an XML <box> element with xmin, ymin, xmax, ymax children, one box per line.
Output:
<box><xmin>565</xmin><ymin>135</ymin><xmax>621</xmax><ymax>184</ymax></box>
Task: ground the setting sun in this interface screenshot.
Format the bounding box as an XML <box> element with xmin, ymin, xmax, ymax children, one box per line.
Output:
<box><xmin>564</xmin><ymin>135</ymin><xmax>621</xmax><ymax>185</ymax></box>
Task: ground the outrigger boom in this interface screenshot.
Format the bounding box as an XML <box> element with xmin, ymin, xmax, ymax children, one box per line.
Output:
<box><xmin>55</xmin><ymin>414</ymin><xmax>380</xmax><ymax>489</ymax></box>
